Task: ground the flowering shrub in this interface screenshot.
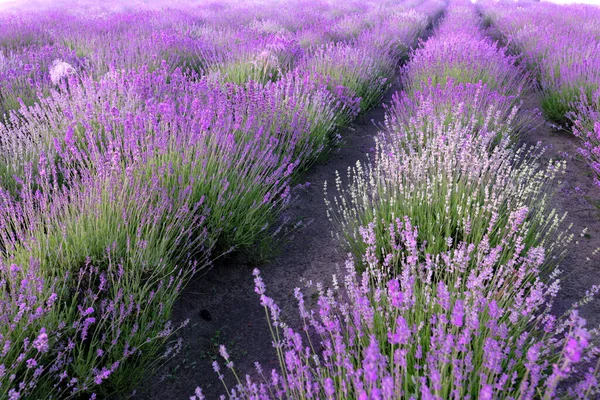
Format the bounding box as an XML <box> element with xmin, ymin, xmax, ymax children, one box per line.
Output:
<box><xmin>571</xmin><ymin>88</ymin><xmax>600</xmax><ymax>135</ymax></box>
<box><xmin>570</xmin><ymin>89</ymin><xmax>600</xmax><ymax>189</ymax></box>
<box><xmin>327</xmin><ymin>116</ymin><xmax>569</xmax><ymax>270</ymax></box>
<box><xmin>0</xmin><ymin>256</ymin><xmax>190</xmax><ymax>399</ymax></box>
<box><xmin>402</xmin><ymin>5</ymin><xmax>529</xmax><ymax>101</ymax></box>
<box><xmin>479</xmin><ymin>0</ymin><xmax>600</xmax><ymax>125</ymax></box>
<box><xmin>480</xmin><ymin>0</ymin><xmax>600</xmax><ymax>195</ymax></box>
<box><xmin>0</xmin><ymin>66</ymin><xmax>334</xmax><ymax>250</ymax></box>
<box><xmin>356</xmin><ymin>9</ymin><xmax>430</xmax><ymax>61</ymax></box>
<box><xmin>0</xmin><ymin>152</ymin><xmax>209</xmax><ymax>397</ymax></box>
<box><xmin>302</xmin><ymin>42</ymin><xmax>396</xmax><ymax>119</ymax></box>
<box><xmin>0</xmin><ymin>44</ymin><xmax>80</xmax><ymax>118</ymax></box>
<box><xmin>403</xmin><ymin>31</ymin><xmax>528</xmax><ymax>100</ymax></box>
<box><xmin>383</xmin><ymin>79</ymin><xmax>533</xmax><ymax>145</ymax></box>
<box><xmin>197</xmin><ymin>218</ymin><xmax>599</xmax><ymax>399</ymax></box>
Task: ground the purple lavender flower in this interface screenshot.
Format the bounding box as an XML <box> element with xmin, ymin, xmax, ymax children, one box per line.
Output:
<box><xmin>32</xmin><ymin>328</ymin><xmax>49</xmax><ymax>353</ymax></box>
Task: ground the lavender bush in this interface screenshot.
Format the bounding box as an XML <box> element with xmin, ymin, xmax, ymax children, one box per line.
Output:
<box><xmin>573</xmin><ymin>120</ymin><xmax>600</xmax><ymax>191</ymax></box>
<box><xmin>327</xmin><ymin>116</ymin><xmax>569</xmax><ymax>271</ymax></box>
<box><xmin>1</xmin><ymin>256</ymin><xmax>191</xmax><ymax>399</ymax></box>
<box><xmin>479</xmin><ymin>0</ymin><xmax>600</xmax><ymax>125</ymax></box>
<box><xmin>383</xmin><ymin>79</ymin><xmax>533</xmax><ymax>145</ymax></box>
<box><xmin>402</xmin><ymin>4</ymin><xmax>529</xmax><ymax>101</ymax></box>
<box><xmin>302</xmin><ymin>42</ymin><xmax>396</xmax><ymax>120</ymax></box>
<box><xmin>480</xmin><ymin>0</ymin><xmax>600</xmax><ymax>192</ymax></box>
<box><xmin>198</xmin><ymin>218</ymin><xmax>599</xmax><ymax>399</ymax></box>
<box><xmin>569</xmin><ymin>89</ymin><xmax>600</xmax><ymax>191</ymax></box>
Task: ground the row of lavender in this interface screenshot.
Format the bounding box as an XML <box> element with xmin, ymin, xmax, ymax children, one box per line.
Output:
<box><xmin>0</xmin><ymin>0</ymin><xmax>441</xmax><ymax>118</ymax></box>
<box><xmin>479</xmin><ymin>0</ymin><xmax>600</xmax><ymax>190</ymax></box>
<box><xmin>0</xmin><ymin>1</ymin><xmax>446</xmax><ymax>398</ymax></box>
<box><xmin>201</xmin><ymin>1</ymin><xmax>600</xmax><ymax>398</ymax></box>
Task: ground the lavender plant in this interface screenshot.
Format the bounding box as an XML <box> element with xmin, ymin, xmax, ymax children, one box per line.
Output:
<box><xmin>0</xmin><ymin>256</ymin><xmax>192</xmax><ymax>399</ymax></box>
<box><xmin>356</xmin><ymin>9</ymin><xmax>429</xmax><ymax>62</ymax></box>
<box><xmin>383</xmin><ymin>79</ymin><xmax>533</xmax><ymax>145</ymax></box>
<box><xmin>327</xmin><ymin>115</ymin><xmax>569</xmax><ymax>271</ymax></box>
<box><xmin>402</xmin><ymin>26</ymin><xmax>528</xmax><ymax>101</ymax></box>
<box><xmin>0</xmin><ymin>151</ymin><xmax>209</xmax><ymax>397</ymax></box>
<box><xmin>328</xmin><ymin>1</ymin><xmax>564</xmax><ymax>271</ymax></box>
<box><xmin>302</xmin><ymin>42</ymin><xmax>396</xmax><ymax>120</ymax></box>
<box><xmin>0</xmin><ymin>66</ymin><xmax>333</xmax><ymax>251</ymax></box>
<box><xmin>573</xmin><ymin>120</ymin><xmax>600</xmax><ymax>191</ymax></box>
<box><xmin>198</xmin><ymin>219</ymin><xmax>599</xmax><ymax>399</ymax></box>
<box><xmin>479</xmin><ymin>0</ymin><xmax>600</xmax><ymax>125</ymax></box>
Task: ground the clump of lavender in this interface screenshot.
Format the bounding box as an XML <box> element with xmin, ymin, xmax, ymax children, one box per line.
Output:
<box><xmin>384</xmin><ymin>79</ymin><xmax>534</xmax><ymax>146</ymax></box>
<box><xmin>356</xmin><ymin>9</ymin><xmax>429</xmax><ymax>62</ymax></box>
<box><xmin>0</xmin><ymin>148</ymin><xmax>209</xmax><ymax>397</ymax></box>
<box><xmin>569</xmin><ymin>89</ymin><xmax>600</xmax><ymax>190</ymax></box>
<box><xmin>571</xmin><ymin>88</ymin><xmax>600</xmax><ymax>135</ymax></box>
<box><xmin>198</xmin><ymin>219</ymin><xmax>599</xmax><ymax>399</ymax></box>
<box><xmin>0</xmin><ymin>44</ymin><xmax>80</xmax><ymax>118</ymax></box>
<box><xmin>480</xmin><ymin>0</ymin><xmax>600</xmax><ymax>188</ymax></box>
<box><xmin>203</xmin><ymin>31</ymin><xmax>304</xmax><ymax>85</ymax></box>
<box><xmin>327</xmin><ymin>13</ymin><xmax>375</xmax><ymax>43</ymax></box>
<box><xmin>0</xmin><ymin>256</ymin><xmax>191</xmax><ymax>399</ymax></box>
<box><xmin>0</xmin><ymin>65</ymin><xmax>326</xmax><ymax>252</ymax></box>
<box><xmin>480</xmin><ymin>0</ymin><xmax>600</xmax><ymax>125</ymax></box>
<box><xmin>402</xmin><ymin>2</ymin><xmax>529</xmax><ymax>101</ymax></box>
<box><xmin>302</xmin><ymin>42</ymin><xmax>396</xmax><ymax>121</ymax></box>
<box><xmin>327</xmin><ymin>114</ymin><xmax>569</xmax><ymax>271</ymax></box>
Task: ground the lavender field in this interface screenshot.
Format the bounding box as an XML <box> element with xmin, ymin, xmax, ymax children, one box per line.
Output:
<box><xmin>1</xmin><ymin>0</ymin><xmax>600</xmax><ymax>398</ymax></box>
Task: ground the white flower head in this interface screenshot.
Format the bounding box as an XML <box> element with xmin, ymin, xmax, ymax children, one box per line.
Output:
<box><xmin>49</xmin><ymin>59</ymin><xmax>76</xmax><ymax>85</ymax></box>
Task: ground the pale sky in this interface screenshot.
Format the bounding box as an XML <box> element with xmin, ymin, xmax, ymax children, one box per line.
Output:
<box><xmin>542</xmin><ymin>0</ymin><xmax>600</xmax><ymax>4</ymax></box>
<box><xmin>0</xmin><ymin>0</ymin><xmax>598</xmax><ymax>13</ymax></box>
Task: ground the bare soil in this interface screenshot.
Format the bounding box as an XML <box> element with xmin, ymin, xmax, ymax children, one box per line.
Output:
<box><xmin>520</xmin><ymin>92</ymin><xmax>600</xmax><ymax>325</ymax></box>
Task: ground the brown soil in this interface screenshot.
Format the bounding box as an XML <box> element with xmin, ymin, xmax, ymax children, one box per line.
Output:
<box><xmin>520</xmin><ymin>92</ymin><xmax>600</xmax><ymax>324</ymax></box>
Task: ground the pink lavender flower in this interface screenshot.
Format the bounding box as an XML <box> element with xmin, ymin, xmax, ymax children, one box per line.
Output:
<box><xmin>8</xmin><ymin>389</ymin><xmax>20</xmax><ymax>400</ymax></box>
<box><xmin>191</xmin><ymin>387</ymin><xmax>205</xmax><ymax>400</ymax></box>
<box><xmin>388</xmin><ymin>316</ymin><xmax>410</xmax><ymax>345</ymax></box>
<box><xmin>479</xmin><ymin>384</ymin><xmax>493</xmax><ymax>400</ymax></box>
<box><xmin>81</xmin><ymin>317</ymin><xmax>96</xmax><ymax>340</ymax></box>
<box><xmin>32</xmin><ymin>328</ymin><xmax>49</xmax><ymax>353</ymax></box>
<box><xmin>451</xmin><ymin>300</ymin><xmax>464</xmax><ymax>328</ymax></box>
<box><xmin>93</xmin><ymin>367</ymin><xmax>111</xmax><ymax>385</ymax></box>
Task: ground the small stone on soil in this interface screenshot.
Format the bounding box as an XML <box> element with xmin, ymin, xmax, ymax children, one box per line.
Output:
<box><xmin>199</xmin><ymin>309</ymin><xmax>212</xmax><ymax>321</ymax></box>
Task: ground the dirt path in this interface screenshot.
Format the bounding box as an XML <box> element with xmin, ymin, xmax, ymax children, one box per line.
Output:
<box><xmin>520</xmin><ymin>92</ymin><xmax>600</xmax><ymax>327</ymax></box>
<box><xmin>131</xmin><ymin>81</ymin><xmax>398</xmax><ymax>399</ymax></box>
